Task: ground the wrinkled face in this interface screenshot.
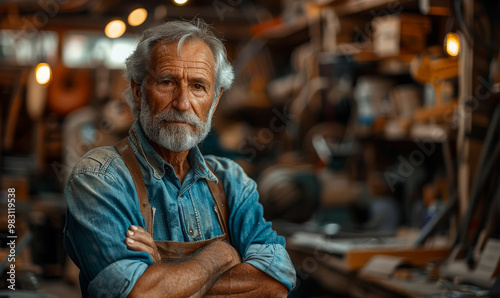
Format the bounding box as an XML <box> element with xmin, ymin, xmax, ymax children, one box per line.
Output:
<box><xmin>133</xmin><ymin>39</ymin><xmax>220</xmax><ymax>152</ymax></box>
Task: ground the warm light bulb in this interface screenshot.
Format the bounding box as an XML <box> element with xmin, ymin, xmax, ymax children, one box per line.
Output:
<box><xmin>173</xmin><ymin>0</ymin><xmax>188</xmax><ymax>6</ymax></box>
<box><xmin>35</xmin><ymin>63</ymin><xmax>52</xmax><ymax>85</ymax></box>
<box><xmin>445</xmin><ymin>33</ymin><xmax>460</xmax><ymax>57</ymax></box>
<box><xmin>105</xmin><ymin>20</ymin><xmax>126</xmax><ymax>39</ymax></box>
<box><xmin>128</xmin><ymin>8</ymin><xmax>148</xmax><ymax>26</ymax></box>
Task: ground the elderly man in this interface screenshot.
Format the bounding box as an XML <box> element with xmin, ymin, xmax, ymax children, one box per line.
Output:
<box><xmin>63</xmin><ymin>19</ymin><xmax>296</xmax><ymax>297</ymax></box>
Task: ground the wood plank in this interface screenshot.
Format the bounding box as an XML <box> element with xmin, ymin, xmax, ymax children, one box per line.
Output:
<box><xmin>252</xmin><ymin>15</ymin><xmax>319</xmax><ymax>40</ymax></box>
<box><xmin>413</xmin><ymin>101</ymin><xmax>458</xmax><ymax>122</ymax></box>
<box><xmin>360</xmin><ymin>275</ymin><xmax>444</xmax><ymax>297</ymax></box>
<box><xmin>4</xmin><ymin>70</ymin><xmax>29</xmax><ymax>151</ymax></box>
<box><xmin>344</xmin><ymin>246</ymin><xmax>450</xmax><ymax>269</ymax></box>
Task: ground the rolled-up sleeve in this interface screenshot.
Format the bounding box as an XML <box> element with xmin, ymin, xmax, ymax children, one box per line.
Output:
<box><xmin>88</xmin><ymin>260</ymin><xmax>148</xmax><ymax>297</ymax></box>
<box><xmin>208</xmin><ymin>157</ymin><xmax>297</xmax><ymax>291</ymax></box>
<box><xmin>63</xmin><ymin>148</ymin><xmax>153</xmax><ymax>297</ymax></box>
<box><xmin>244</xmin><ymin>243</ymin><xmax>297</xmax><ymax>291</ymax></box>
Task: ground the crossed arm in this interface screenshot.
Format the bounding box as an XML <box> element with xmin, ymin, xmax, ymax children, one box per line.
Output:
<box><xmin>126</xmin><ymin>225</ymin><xmax>288</xmax><ymax>297</ymax></box>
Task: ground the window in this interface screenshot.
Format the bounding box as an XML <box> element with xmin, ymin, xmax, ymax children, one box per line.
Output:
<box><xmin>63</xmin><ymin>32</ymin><xmax>138</xmax><ymax>69</ymax></box>
<box><xmin>0</xmin><ymin>30</ymin><xmax>58</xmax><ymax>65</ymax></box>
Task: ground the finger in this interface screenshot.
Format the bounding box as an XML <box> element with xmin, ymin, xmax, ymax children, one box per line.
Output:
<box><xmin>129</xmin><ymin>225</ymin><xmax>146</xmax><ymax>233</ymax></box>
<box><xmin>128</xmin><ymin>225</ymin><xmax>153</xmax><ymax>241</ymax></box>
<box><xmin>126</xmin><ymin>237</ymin><xmax>161</xmax><ymax>263</ymax></box>
<box><xmin>126</xmin><ymin>229</ymin><xmax>155</xmax><ymax>247</ymax></box>
<box><xmin>125</xmin><ymin>237</ymin><xmax>154</xmax><ymax>255</ymax></box>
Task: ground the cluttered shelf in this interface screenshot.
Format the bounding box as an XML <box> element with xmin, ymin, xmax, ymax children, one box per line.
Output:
<box><xmin>232</xmin><ymin>0</ymin><xmax>500</xmax><ymax>296</ymax></box>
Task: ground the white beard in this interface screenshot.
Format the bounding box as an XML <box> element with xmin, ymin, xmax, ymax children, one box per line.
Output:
<box><xmin>138</xmin><ymin>99</ymin><xmax>215</xmax><ymax>152</ymax></box>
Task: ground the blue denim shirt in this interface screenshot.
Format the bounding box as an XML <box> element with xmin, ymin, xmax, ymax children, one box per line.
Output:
<box><xmin>64</xmin><ymin>122</ymin><xmax>296</xmax><ymax>297</ymax></box>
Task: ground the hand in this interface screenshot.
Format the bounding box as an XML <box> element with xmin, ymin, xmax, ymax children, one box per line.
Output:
<box><xmin>125</xmin><ymin>225</ymin><xmax>161</xmax><ymax>264</ymax></box>
<box><xmin>211</xmin><ymin>239</ymin><xmax>241</xmax><ymax>269</ymax></box>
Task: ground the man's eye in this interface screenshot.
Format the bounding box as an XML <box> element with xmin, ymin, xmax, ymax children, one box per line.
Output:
<box><xmin>194</xmin><ymin>84</ymin><xmax>205</xmax><ymax>90</ymax></box>
<box><xmin>162</xmin><ymin>80</ymin><xmax>172</xmax><ymax>85</ymax></box>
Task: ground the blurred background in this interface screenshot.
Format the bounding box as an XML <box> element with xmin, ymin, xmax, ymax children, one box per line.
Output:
<box><xmin>1</xmin><ymin>0</ymin><xmax>500</xmax><ymax>297</ymax></box>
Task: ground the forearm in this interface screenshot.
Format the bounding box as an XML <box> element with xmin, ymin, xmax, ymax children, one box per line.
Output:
<box><xmin>206</xmin><ymin>263</ymin><xmax>288</xmax><ymax>297</ymax></box>
<box><xmin>128</xmin><ymin>241</ymin><xmax>238</xmax><ymax>298</ymax></box>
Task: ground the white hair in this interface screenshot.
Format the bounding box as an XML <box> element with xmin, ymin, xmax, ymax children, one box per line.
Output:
<box><xmin>124</xmin><ymin>18</ymin><xmax>234</xmax><ymax>117</ymax></box>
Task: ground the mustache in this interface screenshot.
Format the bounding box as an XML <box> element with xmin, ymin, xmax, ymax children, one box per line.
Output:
<box><xmin>153</xmin><ymin>109</ymin><xmax>203</xmax><ymax>127</ymax></box>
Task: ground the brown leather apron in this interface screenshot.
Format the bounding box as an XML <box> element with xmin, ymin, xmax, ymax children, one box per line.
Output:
<box><xmin>114</xmin><ymin>138</ymin><xmax>231</xmax><ymax>262</ymax></box>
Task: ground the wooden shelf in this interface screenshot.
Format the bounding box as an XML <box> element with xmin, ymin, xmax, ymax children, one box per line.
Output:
<box><xmin>252</xmin><ymin>15</ymin><xmax>320</xmax><ymax>42</ymax></box>
<box><xmin>312</xmin><ymin>0</ymin><xmax>416</xmax><ymax>17</ymax></box>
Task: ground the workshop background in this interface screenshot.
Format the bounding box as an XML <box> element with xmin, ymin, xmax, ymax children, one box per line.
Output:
<box><xmin>1</xmin><ymin>0</ymin><xmax>500</xmax><ymax>297</ymax></box>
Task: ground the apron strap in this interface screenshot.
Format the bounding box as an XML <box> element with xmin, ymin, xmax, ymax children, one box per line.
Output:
<box><xmin>206</xmin><ymin>165</ymin><xmax>232</xmax><ymax>246</ymax></box>
<box><xmin>114</xmin><ymin>138</ymin><xmax>154</xmax><ymax>235</ymax></box>
<box><xmin>114</xmin><ymin>138</ymin><xmax>231</xmax><ymax>245</ymax></box>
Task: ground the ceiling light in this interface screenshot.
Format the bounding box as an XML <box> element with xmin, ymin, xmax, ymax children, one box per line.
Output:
<box><xmin>128</xmin><ymin>8</ymin><xmax>148</xmax><ymax>26</ymax></box>
<box><xmin>105</xmin><ymin>20</ymin><xmax>126</xmax><ymax>39</ymax></box>
<box><xmin>173</xmin><ymin>0</ymin><xmax>189</xmax><ymax>6</ymax></box>
<box><xmin>35</xmin><ymin>63</ymin><xmax>52</xmax><ymax>85</ymax></box>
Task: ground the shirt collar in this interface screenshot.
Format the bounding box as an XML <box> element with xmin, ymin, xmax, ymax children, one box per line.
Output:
<box><xmin>129</xmin><ymin>121</ymin><xmax>217</xmax><ymax>182</ymax></box>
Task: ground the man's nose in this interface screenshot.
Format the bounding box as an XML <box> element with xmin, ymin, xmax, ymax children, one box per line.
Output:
<box><xmin>171</xmin><ymin>84</ymin><xmax>191</xmax><ymax>111</ymax></box>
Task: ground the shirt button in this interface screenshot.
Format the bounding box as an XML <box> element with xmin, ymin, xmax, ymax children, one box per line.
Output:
<box><xmin>188</xmin><ymin>228</ymin><xmax>194</xmax><ymax>236</ymax></box>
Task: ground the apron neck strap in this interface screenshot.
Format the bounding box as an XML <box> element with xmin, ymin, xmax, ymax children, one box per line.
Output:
<box><xmin>114</xmin><ymin>138</ymin><xmax>231</xmax><ymax>245</ymax></box>
<box><xmin>114</xmin><ymin>138</ymin><xmax>154</xmax><ymax>235</ymax></box>
<box><xmin>205</xmin><ymin>165</ymin><xmax>231</xmax><ymax>245</ymax></box>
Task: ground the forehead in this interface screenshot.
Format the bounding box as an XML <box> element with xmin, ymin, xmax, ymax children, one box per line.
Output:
<box><xmin>149</xmin><ymin>39</ymin><xmax>215</xmax><ymax>76</ymax></box>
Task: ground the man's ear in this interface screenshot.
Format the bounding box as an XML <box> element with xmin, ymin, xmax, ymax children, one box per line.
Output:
<box><xmin>131</xmin><ymin>79</ymin><xmax>142</xmax><ymax>111</ymax></box>
<box><xmin>213</xmin><ymin>88</ymin><xmax>224</xmax><ymax>111</ymax></box>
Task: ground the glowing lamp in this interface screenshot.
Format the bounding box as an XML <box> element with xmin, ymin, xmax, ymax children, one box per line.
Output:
<box><xmin>128</xmin><ymin>8</ymin><xmax>148</xmax><ymax>26</ymax></box>
<box><xmin>35</xmin><ymin>63</ymin><xmax>52</xmax><ymax>85</ymax></box>
<box><xmin>105</xmin><ymin>20</ymin><xmax>126</xmax><ymax>39</ymax></box>
<box><xmin>444</xmin><ymin>32</ymin><xmax>460</xmax><ymax>57</ymax></box>
<box><xmin>173</xmin><ymin>0</ymin><xmax>189</xmax><ymax>6</ymax></box>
